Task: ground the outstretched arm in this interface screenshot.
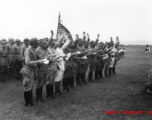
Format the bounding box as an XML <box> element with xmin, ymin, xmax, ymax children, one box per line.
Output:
<box><xmin>53</xmin><ymin>32</ymin><xmax>64</xmax><ymax>49</ymax></box>
<box><xmin>87</xmin><ymin>33</ymin><xmax>90</xmax><ymax>43</ymax></box>
<box><xmin>83</xmin><ymin>32</ymin><xmax>86</xmax><ymax>41</ymax></box>
<box><xmin>95</xmin><ymin>34</ymin><xmax>100</xmax><ymax>45</ymax></box>
<box><xmin>43</xmin><ymin>30</ymin><xmax>54</xmax><ymax>50</ymax></box>
<box><xmin>61</xmin><ymin>32</ymin><xmax>71</xmax><ymax>50</ymax></box>
<box><xmin>25</xmin><ymin>50</ymin><xmax>44</xmax><ymax>66</ymax></box>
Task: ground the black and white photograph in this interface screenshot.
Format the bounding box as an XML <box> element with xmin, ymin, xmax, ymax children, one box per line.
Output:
<box><xmin>0</xmin><ymin>0</ymin><xmax>152</xmax><ymax>120</ymax></box>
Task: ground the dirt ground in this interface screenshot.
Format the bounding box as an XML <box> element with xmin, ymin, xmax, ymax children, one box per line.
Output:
<box><xmin>0</xmin><ymin>46</ymin><xmax>152</xmax><ymax>120</ymax></box>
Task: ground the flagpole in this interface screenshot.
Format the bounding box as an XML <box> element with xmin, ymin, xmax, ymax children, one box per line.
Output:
<box><xmin>56</xmin><ymin>12</ymin><xmax>61</xmax><ymax>40</ymax></box>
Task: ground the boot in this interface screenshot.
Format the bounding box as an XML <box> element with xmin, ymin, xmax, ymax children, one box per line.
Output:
<box><xmin>0</xmin><ymin>76</ymin><xmax>4</xmax><ymax>83</ymax></box>
<box><xmin>46</xmin><ymin>84</ymin><xmax>51</xmax><ymax>98</ymax></box>
<box><xmin>113</xmin><ymin>67</ymin><xmax>116</xmax><ymax>75</ymax></box>
<box><xmin>70</xmin><ymin>77</ymin><xmax>75</xmax><ymax>88</ymax></box>
<box><xmin>67</xmin><ymin>78</ymin><xmax>71</xmax><ymax>88</ymax></box>
<box><xmin>99</xmin><ymin>70</ymin><xmax>103</xmax><ymax>78</ymax></box>
<box><xmin>55</xmin><ymin>81</ymin><xmax>62</xmax><ymax>95</ymax></box>
<box><xmin>78</xmin><ymin>74</ymin><xmax>82</xmax><ymax>86</ymax></box>
<box><xmin>109</xmin><ymin>68</ymin><xmax>112</xmax><ymax>76</ymax></box>
<box><xmin>29</xmin><ymin>90</ymin><xmax>33</xmax><ymax>106</ymax></box>
<box><xmin>105</xmin><ymin>69</ymin><xmax>109</xmax><ymax>77</ymax></box>
<box><xmin>36</xmin><ymin>88</ymin><xmax>40</xmax><ymax>102</ymax></box>
<box><xmin>68</xmin><ymin>77</ymin><xmax>72</xmax><ymax>88</ymax></box>
<box><xmin>81</xmin><ymin>74</ymin><xmax>86</xmax><ymax>84</ymax></box>
<box><xmin>95</xmin><ymin>71</ymin><xmax>99</xmax><ymax>80</ymax></box>
<box><xmin>76</xmin><ymin>74</ymin><xmax>79</xmax><ymax>86</ymax></box>
<box><xmin>76</xmin><ymin>74</ymin><xmax>81</xmax><ymax>86</ymax></box>
<box><xmin>39</xmin><ymin>87</ymin><xmax>44</xmax><ymax>102</ymax></box>
<box><xmin>63</xmin><ymin>78</ymin><xmax>69</xmax><ymax>92</ymax></box>
<box><xmin>50</xmin><ymin>84</ymin><xmax>55</xmax><ymax>98</ymax></box>
<box><xmin>105</xmin><ymin>69</ymin><xmax>110</xmax><ymax>77</ymax></box>
<box><xmin>66</xmin><ymin>78</ymin><xmax>70</xmax><ymax>91</ymax></box>
<box><xmin>24</xmin><ymin>91</ymin><xmax>29</xmax><ymax>106</ymax></box>
<box><xmin>89</xmin><ymin>72</ymin><xmax>93</xmax><ymax>82</ymax></box>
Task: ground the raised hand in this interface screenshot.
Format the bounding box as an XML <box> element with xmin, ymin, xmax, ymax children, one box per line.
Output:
<box><xmin>97</xmin><ymin>34</ymin><xmax>100</xmax><ymax>38</ymax></box>
<box><xmin>87</xmin><ymin>33</ymin><xmax>89</xmax><ymax>37</ymax></box>
<box><xmin>50</xmin><ymin>30</ymin><xmax>54</xmax><ymax>38</ymax></box>
<box><xmin>62</xmin><ymin>31</ymin><xmax>68</xmax><ymax>39</ymax></box>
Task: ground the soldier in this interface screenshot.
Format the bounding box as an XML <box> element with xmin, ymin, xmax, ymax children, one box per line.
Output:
<box><xmin>103</xmin><ymin>43</ymin><xmax>112</xmax><ymax>78</ymax></box>
<box><xmin>75</xmin><ymin>34</ymin><xmax>79</xmax><ymax>41</ymax></box>
<box><xmin>110</xmin><ymin>37</ymin><xmax>114</xmax><ymax>46</ymax></box>
<box><xmin>35</xmin><ymin>36</ymin><xmax>55</xmax><ymax>102</ymax></box>
<box><xmin>47</xmin><ymin>40</ymin><xmax>58</xmax><ymax>98</ymax></box>
<box><xmin>20</xmin><ymin>38</ymin><xmax>45</xmax><ymax>107</ymax></box>
<box><xmin>95</xmin><ymin>44</ymin><xmax>103</xmax><ymax>80</ymax></box>
<box><xmin>54</xmin><ymin>32</ymin><xmax>71</xmax><ymax>95</ymax></box>
<box><xmin>46</xmin><ymin>31</ymin><xmax>69</xmax><ymax>96</ymax></box>
<box><xmin>109</xmin><ymin>53</ymin><xmax>115</xmax><ymax>76</ymax></box>
<box><xmin>74</xmin><ymin>40</ymin><xmax>84</xmax><ymax>86</ymax></box>
<box><xmin>14</xmin><ymin>39</ymin><xmax>22</xmax><ymax>79</ymax></box>
<box><xmin>97</xmin><ymin>43</ymin><xmax>107</xmax><ymax>79</ymax></box>
<box><xmin>20</xmin><ymin>38</ymin><xmax>29</xmax><ymax>67</ymax></box>
<box><xmin>62</xmin><ymin>42</ymin><xmax>73</xmax><ymax>92</ymax></box>
<box><xmin>113</xmin><ymin>52</ymin><xmax>120</xmax><ymax>75</ymax></box>
<box><xmin>79</xmin><ymin>41</ymin><xmax>89</xmax><ymax>84</ymax></box>
<box><xmin>6</xmin><ymin>38</ymin><xmax>15</xmax><ymax>79</ymax></box>
<box><xmin>87</xmin><ymin>41</ymin><xmax>96</xmax><ymax>82</ymax></box>
<box><xmin>68</xmin><ymin>42</ymin><xmax>79</xmax><ymax>88</ymax></box>
<box><xmin>94</xmin><ymin>34</ymin><xmax>101</xmax><ymax>80</ymax></box>
<box><xmin>74</xmin><ymin>40</ymin><xmax>90</xmax><ymax>86</ymax></box>
<box><xmin>0</xmin><ymin>39</ymin><xmax>8</xmax><ymax>82</ymax></box>
<box><xmin>82</xmin><ymin>32</ymin><xmax>86</xmax><ymax>41</ymax></box>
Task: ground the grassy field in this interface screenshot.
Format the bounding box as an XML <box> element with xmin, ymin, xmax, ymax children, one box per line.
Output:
<box><xmin>0</xmin><ymin>46</ymin><xmax>152</xmax><ymax>120</ymax></box>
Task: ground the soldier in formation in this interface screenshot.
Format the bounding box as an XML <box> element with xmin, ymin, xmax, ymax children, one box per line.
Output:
<box><xmin>0</xmin><ymin>31</ymin><xmax>122</xmax><ymax>107</ymax></box>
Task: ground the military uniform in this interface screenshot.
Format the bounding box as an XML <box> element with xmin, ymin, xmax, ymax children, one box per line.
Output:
<box><xmin>62</xmin><ymin>47</ymin><xmax>73</xmax><ymax>92</ymax></box>
<box><xmin>6</xmin><ymin>43</ymin><xmax>15</xmax><ymax>78</ymax></box>
<box><xmin>20</xmin><ymin>43</ymin><xmax>28</xmax><ymax>67</ymax></box>
<box><xmin>113</xmin><ymin>53</ymin><xmax>120</xmax><ymax>75</ymax></box>
<box><xmin>74</xmin><ymin>49</ymin><xmax>88</xmax><ymax>86</ymax></box>
<box><xmin>78</xmin><ymin>49</ymin><xmax>88</xmax><ymax>84</ymax></box>
<box><xmin>104</xmin><ymin>55</ymin><xmax>111</xmax><ymax>77</ymax></box>
<box><xmin>54</xmin><ymin>39</ymin><xmax>70</xmax><ymax>94</ymax></box>
<box><xmin>13</xmin><ymin>43</ymin><xmax>22</xmax><ymax>79</ymax></box>
<box><xmin>95</xmin><ymin>48</ymin><xmax>107</xmax><ymax>79</ymax></box>
<box><xmin>0</xmin><ymin>45</ymin><xmax>8</xmax><ymax>82</ymax></box>
<box><xmin>87</xmin><ymin>49</ymin><xmax>96</xmax><ymax>82</ymax></box>
<box><xmin>20</xmin><ymin>46</ymin><xmax>38</xmax><ymax>106</ymax></box>
<box><xmin>70</xmin><ymin>49</ymin><xmax>79</xmax><ymax>88</ymax></box>
<box><xmin>36</xmin><ymin>46</ymin><xmax>49</xmax><ymax>101</ymax></box>
<box><xmin>109</xmin><ymin>55</ymin><xmax>115</xmax><ymax>76</ymax></box>
<box><xmin>95</xmin><ymin>53</ymin><xmax>104</xmax><ymax>80</ymax></box>
<box><xmin>47</xmin><ymin>46</ymin><xmax>57</xmax><ymax>98</ymax></box>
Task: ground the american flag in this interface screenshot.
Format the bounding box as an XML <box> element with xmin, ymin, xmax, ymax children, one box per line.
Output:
<box><xmin>56</xmin><ymin>14</ymin><xmax>73</xmax><ymax>41</ymax></box>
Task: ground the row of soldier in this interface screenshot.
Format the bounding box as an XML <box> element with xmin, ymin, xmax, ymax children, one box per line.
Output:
<box><xmin>0</xmin><ymin>31</ymin><xmax>125</xmax><ymax>107</ymax></box>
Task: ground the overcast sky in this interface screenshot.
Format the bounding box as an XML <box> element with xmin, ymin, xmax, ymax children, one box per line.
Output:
<box><xmin>0</xmin><ymin>0</ymin><xmax>152</xmax><ymax>45</ymax></box>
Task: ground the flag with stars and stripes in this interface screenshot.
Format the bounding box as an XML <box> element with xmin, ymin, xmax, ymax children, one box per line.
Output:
<box><xmin>56</xmin><ymin>14</ymin><xmax>73</xmax><ymax>41</ymax></box>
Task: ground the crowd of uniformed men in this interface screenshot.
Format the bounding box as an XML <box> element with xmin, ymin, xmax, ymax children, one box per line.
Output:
<box><xmin>0</xmin><ymin>31</ymin><xmax>125</xmax><ymax>107</ymax></box>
